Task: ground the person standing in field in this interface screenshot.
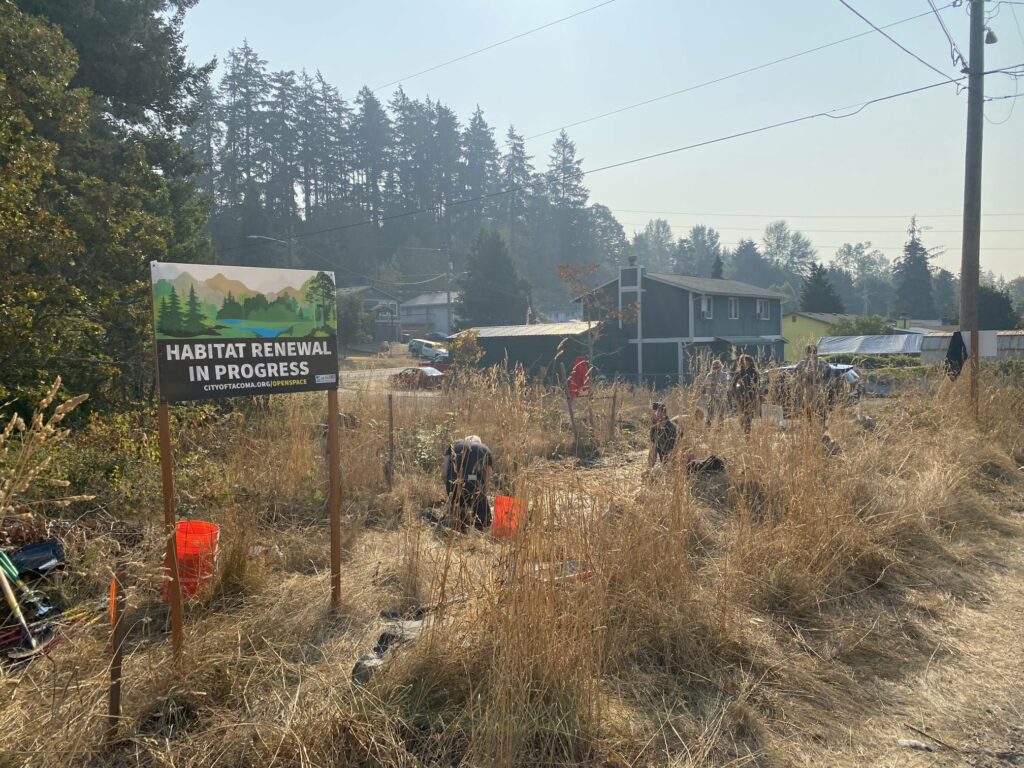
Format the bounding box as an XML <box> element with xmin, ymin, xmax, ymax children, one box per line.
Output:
<box><xmin>732</xmin><ymin>354</ymin><xmax>761</xmax><ymax>435</ymax></box>
<box><xmin>795</xmin><ymin>343</ymin><xmax>832</xmax><ymax>430</ymax></box>
<box><xmin>703</xmin><ymin>359</ymin><xmax>730</xmax><ymax>428</ymax></box>
<box><xmin>648</xmin><ymin>401</ymin><xmax>679</xmax><ymax>468</ymax></box>
<box><xmin>443</xmin><ymin>435</ymin><xmax>493</xmax><ymax>531</ymax></box>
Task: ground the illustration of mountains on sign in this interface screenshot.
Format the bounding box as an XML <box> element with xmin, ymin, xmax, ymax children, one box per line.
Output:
<box><xmin>151</xmin><ymin>262</ymin><xmax>338</xmax><ymax>341</ymax></box>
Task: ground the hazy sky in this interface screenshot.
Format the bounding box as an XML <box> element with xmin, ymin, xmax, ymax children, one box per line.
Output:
<box><xmin>182</xmin><ymin>0</ymin><xmax>1023</xmax><ymax>279</ymax></box>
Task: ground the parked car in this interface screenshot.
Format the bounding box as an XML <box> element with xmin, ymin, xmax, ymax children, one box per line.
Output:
<box><xmin>423</xmin><ymin>332</ymin><xmax>449</xmax><ymax>343</ymax></box>
<box><xmin>763</xmin><ymin>362</ymin><xmax>862</xmax><ymax>417</ymax></box>
<box><xmin>408</xmin><ymin>338</ymin><xmax>428</xmax><ymax>357</ymax></box>
<box><xmin>390</xmin><ymin>366</ymin><xmax>445</xmax><ymax>390</ymax></box>
<box><xmin>424</xmin><ymin>353</ymin><xmax>450</xmax><ymax>372</ymax></box>
<box><xmin>419</xmin><ymin>341</ymin><xmax>448</xmax><ymax>361</ymax></box>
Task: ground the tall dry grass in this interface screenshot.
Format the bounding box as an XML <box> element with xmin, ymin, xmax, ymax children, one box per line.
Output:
<box><xmin>0</xmin><ymin>367</ymin><xmax>1021</xmax><ymax>766</ymax></box>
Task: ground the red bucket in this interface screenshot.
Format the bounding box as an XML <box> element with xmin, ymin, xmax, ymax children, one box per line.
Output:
<box><xmin>491</xmin><ymin>496</ymin><xmax>523</xmax><ymax>540</ymax></box>
<box><xmin>163</xmin><ymin>520</ymin><xmax>220</xmax><ymax>601</ymax></box>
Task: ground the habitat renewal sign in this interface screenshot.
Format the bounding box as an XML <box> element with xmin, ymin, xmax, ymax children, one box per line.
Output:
<box><xmin>151</xmin><ymin>262</ymin><xmax>339</xmax><ymax>402</ymax></box>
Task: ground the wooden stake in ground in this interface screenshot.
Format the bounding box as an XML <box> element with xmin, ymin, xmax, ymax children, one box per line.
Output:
<box><xmin>327</xmin><ymin>388</ymin><xmax>342</xmax><ymax>609</ymax></box>
<box><xmin>386</xmin><ymin>393</ymin><xmax>395</xmax><ymax>489</ymax></box>
<box><xmin>157</xmin><ymin>402</ymin><xmax>183</xmax><ymax>666</ymax></box>
<box><xmin>560</xmin><ymin>363</ymin><xmax>580</xmax><ymax>453</ymax></box>
<box><xmin>106</xmin><ymin>564</ymin><xmax>127</xmax><ymax>745</ymax></box>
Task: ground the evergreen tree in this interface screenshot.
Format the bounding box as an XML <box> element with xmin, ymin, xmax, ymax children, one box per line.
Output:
<box><xmin>217</xmin><ymin>291</ymin><xmax>244</xmax><ymax>320</ymax></box>
<box><xmin>799</xmin><ymin>262</ymin><xmax>845</xmax><ymax>313</ymax></box>
<box><xmin>461</xmin><ymin>106</ymin><xmax>499</xmax><ymax>222</ymax></box>
<box><xmin>500</xmin><ymin>125</ymin><xmax>534</xmax><ymax>259</ymax></box>
<box><xmin>711</xmin><ymin>254</ymin><xmax>724</xmax><ymax>279</ymax></box>
<box><xmin>932</xmin><ymin>267</ymin><xmax>958</xmax><ymax>323</ymax></box>
<box><xmin>183</xmin><ymin>285</ymin><xmax>206</xmax><ymax>334</ymax></box>
<box><xmin>978</xmin><ymin>285</ymin><xmax>1020</xmax><ymax>329</ymax></box>
<box><xmin>7</xmin><ymin>0</ymin><xmax>213</xmax><ymax>406</ymax></box>
<box><xmin>217</xmin><ymin>42</ymin><xmax>270</xmax><ymax>210</ymax></box>
<box><xmin>825</xmin><ymin>265</ymin><xmax>857</xmax><ymax>314</ymax></box>
<box><xmin>545</xmin><ymin>130</ymin><xmax>588</xmax><ymax>267</ymax></box>
<box><xmin>457</xmin><ymin>230</ymin><xmax>530</xmax><ymax>328</ymax></box>
<box><xmin>263</xmin><ymin>70</ymin><xmax>300</xmax><ymax>228</ymax></box>
<box><xmin>725</xmin><ymin>239</ymin><xmax>788</xmax><ymax>288</ymax></box>
<box><xmin>352</xmin><ymin>86</ymin><xmax>392</xmax><ymax>218</ymax></box>
<box><xmin>164</xmin><ymin>286</ymin><xmax>184</xmax><ymax>333</ymax></box>
<box><xmin>893</xmin><ymin>218</ymin><xmax>936</xmax><ymax>319</ymax></box>
<box><xmin>181</xmin><ymin>83</ymin><xmax>222</xmax><ymax>207</ymax></box>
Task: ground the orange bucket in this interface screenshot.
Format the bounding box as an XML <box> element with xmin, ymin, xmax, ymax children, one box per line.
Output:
<box><xmin>163</xmin><ymin>520</ymin><xmax>220</xmax><ymax>601</ymax></box>
<box><xmin>491</xmin><ymin>496</ymin><xmax>523</xmax><ymax>540</ymax></box>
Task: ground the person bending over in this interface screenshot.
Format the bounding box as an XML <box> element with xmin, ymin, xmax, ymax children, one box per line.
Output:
<box><xmin>443</xmin><ymin>435</ymin><xmax>493</xmax><ymax>531</ymax></box>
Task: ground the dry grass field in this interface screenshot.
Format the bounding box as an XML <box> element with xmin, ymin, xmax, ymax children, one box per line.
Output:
<box><xmin>1</xmin><ymin>368</ymin><xmax>1023</xmax><ymax>767</ymax></box>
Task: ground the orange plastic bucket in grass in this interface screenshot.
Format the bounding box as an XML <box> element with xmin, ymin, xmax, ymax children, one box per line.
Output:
<box><xmin>491</xmin><ymin>496</ymin><xmax>523</xmax><ymax>540</ymax></box>
<box><xmin>163</xmin><ymin>520</ymin><xmax>220</xmax><ymax>601</ymax></box>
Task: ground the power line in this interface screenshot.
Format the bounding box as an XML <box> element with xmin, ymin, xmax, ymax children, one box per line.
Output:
<box><xmin>608</xmin><ymin>208</ymin><xmax>1024</xmax><ymax>219</ymax></box>
<box><xmin>583</xmin><ymin>78</ymin><xmax>965</xmax><ymax>177</ymax></box>
<box><xmin>836</xmin><ymin>0</ymin><xmax>961</xmax><ymax>84</ymax></box>
<box><xmin>373</xmin><ymin>0</ymin><xmax>617</xmax><ymax>92</ymax></box>
<box><xmin>614</xmin><ymin>222</ymin><xmax>1024</xmax><ymax>233</ymax></box>
<box><xmin>222</xmin><ymin>75</ymin><xmax>975</xmax><ymax>249</ymax></box>
<box><xmin>521</xmin><ymin>4</ymin><xmax>955</xmax><ymax>143</ymax></box>
<box><xmin>925</xmin><ymin>0</ymin><xmax>967</xmax><ymax>67</ymax></box>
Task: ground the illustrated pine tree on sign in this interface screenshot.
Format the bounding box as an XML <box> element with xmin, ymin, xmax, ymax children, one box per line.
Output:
<box><xmin>158</xmin><ymin>286</ymin><xmax>184</xmax><ymax>334</ymax></box>
<box><xmin>183</xmin><ymin>285</ymin><xmax>206</xmax><ymax>334</ymax></box>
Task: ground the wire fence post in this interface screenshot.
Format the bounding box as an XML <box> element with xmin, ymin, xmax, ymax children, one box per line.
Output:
<box><xmin>608</xmin><ymin>386</ymin><xmax>618</xmax><ymax>444</ymax></box>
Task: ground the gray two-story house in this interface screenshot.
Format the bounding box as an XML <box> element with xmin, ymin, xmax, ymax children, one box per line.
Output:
<box><xmin>586</xmin><ymin>266</ymin><xmax>786</xmax><ymax>385</ymax></box>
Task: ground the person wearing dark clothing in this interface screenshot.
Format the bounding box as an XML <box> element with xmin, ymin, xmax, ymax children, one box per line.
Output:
<box><xmin>795</xmin><ymin>344</ymin><xmax>832</xmax><ymax>429</ymax></box>
<box><xmin>731</xmin><ymin>354</ymin><xmax>761</xmax><ymax>435</ymax></box>
<box><xmin>648</xmin><ymin>401</ymin><xmax>679</xmax><ymax>468</ymax></box>
<box><xmin>443</xmin><ymin>436</ymin><xmax>493</xmax><ymax>531</ymax></box>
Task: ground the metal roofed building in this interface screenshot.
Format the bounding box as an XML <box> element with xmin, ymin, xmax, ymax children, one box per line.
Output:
<box><xmin>817</xmin><ymin>334</ymin><xmax>923</xmax><ymax>356</ymax></box>
<box><xmin>458</xmin><ymin>321</ymin><xmax>594</xmax><ymax>380</ymax></box>
<box><xmin>920</xmin><ymin>330</ymin><xmax>1024</xmax><ymax>364</ymax></box>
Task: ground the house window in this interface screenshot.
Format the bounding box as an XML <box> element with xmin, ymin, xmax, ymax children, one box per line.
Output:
<box><xmin>728</xmin><ymin>297</ymin><xmax>739</xmax><ymax>320</ymax></box>
<box><xmin>700</xmin><ymin>295</ymin><xmax>713</xmax><ymax>319</ymax></box>
<box><xmin>756</xmin><ymin>299</ymin><xmax>771</xmax><ymax>320</ymax></box>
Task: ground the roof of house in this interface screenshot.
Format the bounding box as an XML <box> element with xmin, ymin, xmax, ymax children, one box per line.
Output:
<box><xmin>336</xmin><ymin>285</ymin><xmax>399</xmax><ymax>301</ymax></box>
<box><xmin>783</xmin><ymin>312</ymin><xmax>850</xmax><ymax>325</ymax></box>
<box><xmin>646</xmin><ymin>273</ymin><xmax>789</xmax><ymax>300</ymax></box>
<box><xmin>401</xmin><ymin>291</ymin><xmax>456</xmax><ymax>308</ymax></box>
<box><xmin>818</xmin><ymin>334</ymin><xmax>923</xmax><ymax>355</ymax></box>
<box><xmin>462</xmin><ymin>321</ymin><xmax>592</xmax><ymax>339</ymax></box>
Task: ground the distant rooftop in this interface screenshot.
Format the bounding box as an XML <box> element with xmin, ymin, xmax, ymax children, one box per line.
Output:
<box><xmin>401</xmin><ymin>291</ymin><xmax>456</xmax><ymax>308</ymax></box>
<box><xmin>462</xmin><ymin>321</ymin><xmax>592</xmax><ymax>339</ymax></box>
<box><xmin>647</xmin><ymin>273</ymin><xmax>789</xmax><ymax>300</ymax></box>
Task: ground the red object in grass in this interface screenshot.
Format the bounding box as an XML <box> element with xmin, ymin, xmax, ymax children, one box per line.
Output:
<box><xmin>568</xmin><ymin>356</ymin><xmax>590</xmax><ymax>399</ymax></box>
<box><xmin>163</xmin><ymin>521</ymin><xmax>219</xmax><ymax>602</ymax></box>
<box><xmin>491</xmin><ymin>496</ymin><xmax>523</xmax><ymax>540</ymax></box>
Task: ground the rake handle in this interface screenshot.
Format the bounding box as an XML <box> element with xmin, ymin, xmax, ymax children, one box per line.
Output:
<box><xmin>0</xmin><ymin>569</ymin><xmax>36</xmax><ymax>650</ymax></box>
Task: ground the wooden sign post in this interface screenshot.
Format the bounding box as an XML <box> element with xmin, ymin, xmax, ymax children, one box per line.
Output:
<box><xmin>158</xmin><ymin>402</ymin><xmax>184</xmax><ymax>664</ymax></box>
<box><xmin>327</xmin><ymin>389</ymin><xmax>341</xmax><ymax>609</ymax></box>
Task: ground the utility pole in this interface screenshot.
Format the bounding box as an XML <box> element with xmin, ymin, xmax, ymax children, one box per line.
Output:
<box><xmin>446</xmin><ymin>256</ymin><xmax>453</xmax><ymax>335</ymax></box>
<box><xmin>960</xmin><ymin>0</ymin><xmax>986</xmax><ymax>419</ymax></box>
